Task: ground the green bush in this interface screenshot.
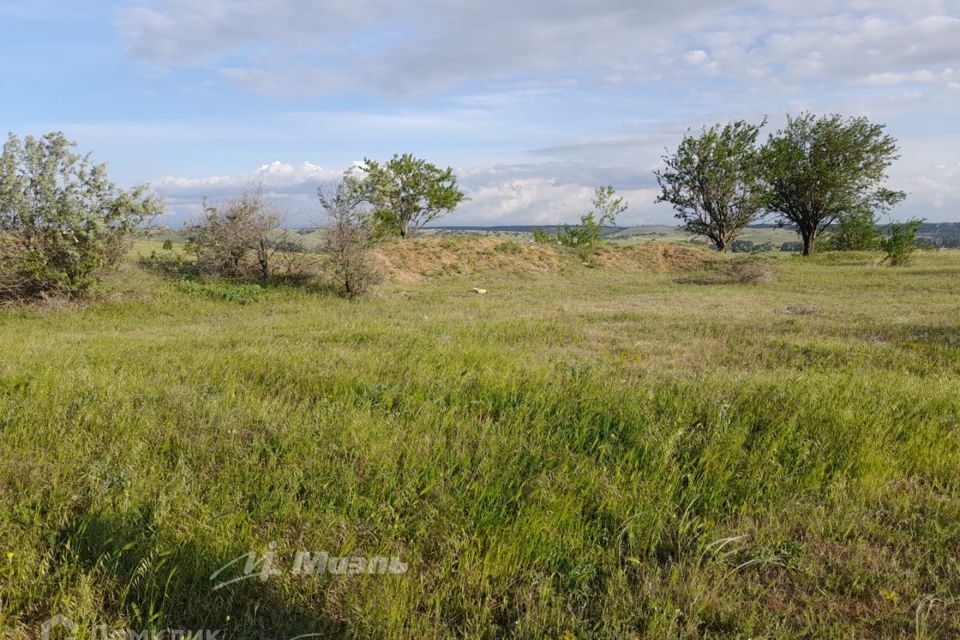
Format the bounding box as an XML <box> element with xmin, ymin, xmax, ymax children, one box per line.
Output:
<box><xmin>880</xmin><ymin>218</ymin><xmax>923</xmax><ymax>266</ymax></box>
<box><xmin>824</xmin><ymin>210</ymin><xmax>881</xmax><ymax>251</ymax></box>
<box><xmin>532</xmin><ymin>228</ymin><xmax>555</xmax><ymax>245</ymax></box>
<box><xmin>0</xmin><ymin>132</ymin><xmax>160</xmax><ymax>301</ymax></box>
<box><xmin>550</xmin><ymin>186</ymin><xmax>628</xmax><ymax>261</ymax></box>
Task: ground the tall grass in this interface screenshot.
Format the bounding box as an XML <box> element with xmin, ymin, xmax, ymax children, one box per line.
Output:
<box><xmin>0</xmin><ymin>247</ymin><xmax>958</xmax><ymax>638</ymax></box>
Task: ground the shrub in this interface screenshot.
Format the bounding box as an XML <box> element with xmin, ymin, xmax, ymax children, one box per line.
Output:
<box><xmin>880</xmin><ymin>219</ymin><xmax>923</xmax><ymax>266</ymax></box>
<box><xmin>0</xmin><ymin>132</ymin><xmax>160</xmax><ymax>301</ymax></box>
<box><xmin>186</xmin><ymin>186</ymin><xmax>306</xmax><ymax>280</ymax></box>
<box><xmin>552</xmin><ymin>186</ymin><xmax>627</xmax><ymax>261</ymax></box>
<box><xmin>824</xmin><ymin>210</ymin><xmax>881</xmax><ymax>251</ymax></box>
<box><xmin>532</xmin><ymin>228</ymin><xmax>555</xmax><ymax>245</ymax></box>
<box><xmin>319</xmin><ymin>181</ymin><xmax>381</xmax><ymax>298</ymax></box>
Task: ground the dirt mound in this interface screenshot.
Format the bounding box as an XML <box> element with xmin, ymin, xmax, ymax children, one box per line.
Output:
<box><xmin>595</xmin><ymin>242</ymin><xmax>721</xmax><ymax>273</ymax></box>
<box><xmin>373</xmin><ymin>237</ymin><xmax>563</xmax><ymax>282</ymax></box>
<box><xmin>373</xmin><ymin>237</ymin><xmax>718</xmax><ymax>282</ymax></box>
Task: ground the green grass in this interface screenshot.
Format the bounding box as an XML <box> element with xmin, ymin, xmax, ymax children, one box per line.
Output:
<box><xmin>1</xmin><ymin>248</ymin><xmax>959</xmax><ymax>638</ymax></box>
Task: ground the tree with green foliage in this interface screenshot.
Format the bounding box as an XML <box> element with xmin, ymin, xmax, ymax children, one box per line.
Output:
<box><xmin>880</xmin><ymin>218</ymin><xmax>923</xmax><ymax>266</ymax></box>
<box><xmin>762</xmin><ymin>113</ymin><xmax>905</xmax><ymax>256</ymax></box>
<box><xmin>352</xmin><ymin>154</ymin><xmax>466</xmax><ymax>238</ymax></box>
<box><xmin>0</xmin><ymin>132</ymin><xmax>161</xmax><ymax>301</ymax></box>
<box><xmin>534</xmin><ymin>186</ymin><xmax>628</xmax><ymax>260</ymax></box>
<box><xmin>824</xmin><ymin>210</ymin><xmax>882</xmax><ymax>251</ymax></box>
<box><xmin>556</xmin><ymin>185</ymin><xmax>627</xmax><ymax>253</ymax></box>
<box><xmin>655</xmin><ymin>120</ymin><xmax>767</xmax><ymax>252</ymax></box>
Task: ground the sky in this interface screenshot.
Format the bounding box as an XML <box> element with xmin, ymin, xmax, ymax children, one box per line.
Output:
<box><xmin>1</xmin><ymin>1</ymin><xmax>958</xmax><ymax>227</ymax></box>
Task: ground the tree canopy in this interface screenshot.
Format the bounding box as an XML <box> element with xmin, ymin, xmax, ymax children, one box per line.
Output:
<box><xmin>655</xmin><ymin>120</ymin><xmax>767</xmax><ymax>252</ymax></box>
<box><xmin>352</xmin><ymin>154</ymin><xmax>466</xmax><ymax>238</ymax></box>
<box><xmin>761</xmin><ymin>113</ymin><xmax>905</xmax><ymax>256</ymax></box>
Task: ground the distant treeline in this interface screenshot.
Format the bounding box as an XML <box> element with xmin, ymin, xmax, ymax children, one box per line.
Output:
<box><xmin>427</xmin><ymin>223</ymin><xmax>960</xmax><ymax>249</ymax></box>
<box><xmin>914</xmin><ymin>222</ymin><xmax>960</xmax><ymax>248</ymax></box>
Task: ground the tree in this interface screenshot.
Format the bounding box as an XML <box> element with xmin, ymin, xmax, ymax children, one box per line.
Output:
<box><xmin>761</xmin><ymin>112</ymin><xmax>905</xmax><ymax>256</ymax></box>
<box><xmin>319</xmin><ymin>180</ymin><xmax>381</xmax><ymax>298</ymax></box>
<box><xmin>880</xmin><ymin>218</ymin><xmax>923</xmax><ymax>266</ymax></box>
<box><xmin>186</xmin><ymin>185</ymin><xmax>287</xmax><ymax>279</ymax></box>
<box><xmin>655</xmin><ymin>120</ymin><xmax>767</xmax><ymax>252</ymax></box>
<box><xmin>0</xmin><ymin>132</ymin><xmax>160</xmax><ymax>301</ymax></box>
<box><xmin>353</xmin><ymin>154</ymin><xmax>466</xmax><ymax>238</ymax></box>
<box><xmin>532</xmin><ymin>186</ymin><xmax>628</xmax><ymax>260</ymax></box>
<box><xmin>556</xmin><ymin>185</ymin><xmax>627</xmax><ymax>256</ymax></box>
<box><xmin>824</xmin><ymin>210</ymin><xmax>882</xmax><ymax>251</ymax></box>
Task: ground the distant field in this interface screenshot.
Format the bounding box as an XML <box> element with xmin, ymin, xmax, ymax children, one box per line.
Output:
<box><xmin>1</xmin><ymin>241</ymin><xmax>958</xmax><ymax>638</ymax></box>
<box><xmin>149</xmin><ymin>221</ymin><xmax>960</xmax><ymax>251</ymax></box>
<box><xmin>275</xmin><ymin>225</ymin><xmax>804</xmax><ymax>249</ymax></box>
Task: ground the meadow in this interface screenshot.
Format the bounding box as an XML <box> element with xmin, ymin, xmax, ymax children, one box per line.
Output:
<box><xmin>0</xmin><ymin>239</ymin><xmax>958</xmax><ymax>638</ymax></box>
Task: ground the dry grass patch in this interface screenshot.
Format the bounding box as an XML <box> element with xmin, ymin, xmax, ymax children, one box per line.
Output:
<box><xmin>596</xmin><ymin>242</ymin><xmax>721</xmax><ymax>273</ymax></box>
<box><xmin>373</xmin><ymin>237</ymin><xmax>564</xmax><ymax>282</ymax></box>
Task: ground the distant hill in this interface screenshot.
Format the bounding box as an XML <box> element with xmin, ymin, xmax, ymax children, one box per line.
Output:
<box><xmin>916</xmin><ymin>222</ymin><xmax>960</xmax><ymax>248</ymax></box>
<box><xmin>151</xmin><ymin>222</ymin><xmax>960</xmax><ymax>249</ymax></box>
<box><xmin>424</xmin><ymin>222</ymin><xmax>960</xmax><ymax>248</ymax></box>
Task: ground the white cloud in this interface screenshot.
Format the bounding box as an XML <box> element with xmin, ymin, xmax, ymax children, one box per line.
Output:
<box><xmin>155</xmin><ymin>161</ymin><xmax>346</xmax><ymax>223</ymax></box>
<box><xmin>153</xmin><ymin>157</ymin><xmax>667</xmax><ymax>226</ymax></box>
<box><xmin>864</xmin><ymin>68</ymin><xmax>957</xmax><ymax>86</ymax></box>
<box><xmin>111</xmin><ymin>1</ymin><xmax>960</xmax><ymax>226</ymax></box>
<box><xmin>685</xmin><ymin>50</ymin><xmax>709</xmax><ymax>65</ymax></box>
<box><xmin>157</xmin><ymin>161</ymin><xmax>341</xmax><ymax>193</ymax></box>
<box><xmin>117</xmin><ymin>1</ymin><xmax>960</xmax><ymax>97</ymax></box>
<box><xmin>453</xmin><ymin>177</ymin><xmax>659</xmax><ymax>225</ymax></box>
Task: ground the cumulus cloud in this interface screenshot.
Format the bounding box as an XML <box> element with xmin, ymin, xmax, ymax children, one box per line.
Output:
<box><xmin>117</xmin><ymin>1</ymin><xmax>960</xmax><ymax>97</ymax></box>
<box><xmin>154</xmin><ymin>158</ymin><xmax>666</xmax><ymax>227</ymax></box>
<box><xmin>157</xmin><ymin>161</ymin><xmax>340</xmax><ymax>193</ymax></box>
<box><xmin>155</xmin><ymin>161</ymin><xmax>344</xmax><ymax>223</ymax></box>
<box><xmin>453</xmin><ymin>176</ymin><xmax>658</xmax><ymax>225</ymax></box>
<box><xmin>114</xmin><ymin>1</ymin><xmax>960</xmax><ymax>225</ymax></box>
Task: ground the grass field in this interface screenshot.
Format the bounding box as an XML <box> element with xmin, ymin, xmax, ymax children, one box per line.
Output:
<box><xmin>1</xmin><ymin>241</ymin><xmax>958</xmax><ymax>638</ymax></box>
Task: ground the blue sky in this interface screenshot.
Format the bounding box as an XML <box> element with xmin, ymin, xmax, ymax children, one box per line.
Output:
<box><xmin>2</xmin><ymin>1</ymin><xmax>958</xmax><ymax>226</ymax></box>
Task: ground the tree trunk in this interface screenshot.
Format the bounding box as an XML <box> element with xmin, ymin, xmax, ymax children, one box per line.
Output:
<box><xmin>801</xmin><ymin>230</ymin><xmax>816</xmax><ymax>256</ymax></box>
<box><xmin>258</xmin><ymin>239</ymin><xmax>270</xmax><ymax>279</ymax></box>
